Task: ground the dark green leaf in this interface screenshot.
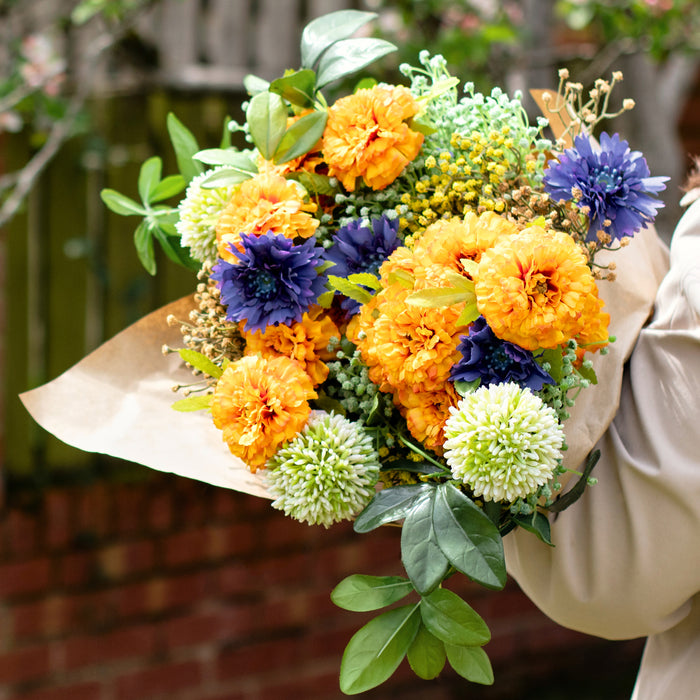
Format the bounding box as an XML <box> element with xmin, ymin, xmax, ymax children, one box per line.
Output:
<box><xmin>420</xmin><ymin>587</ymin><xmax>491</xmax><ymax>647</ymax></box>
<box><xmin>269</xmin><ymin>69</ymin><xmax>317</xmax><ymax>108</ymax></box>
<box><xmin>151</xmin><ymin>226</ymin><xmax>198</xmax><ymax>271</ymax></box>
<box><xmin>549</xmin><ymin>449</ymin><xmax>600</xmax><ymax>513</ymax></box>
<box><xmin>453</xmin><ymin>379</ymin><xmax>480</xmax><ymax>397</ymax></box>
<box><xmin>220</xmin><ymin>115</ymin><xmax>233</xmax><ymax>149</ymax></box>
<box><xmin>167</xmin><ymin>112</ymin><xmax>204</xmax><ymax>183</ymax></box>
<box><xmin>331</xmin><ymin>575</ymin><xmax>413</xmax><ymax>612</ymax></box>
<box><xmin>512</xmin><ymin>511</ymin><xmax>553</xmax><ymax>546</ymax></box>
<box><xmin>138</xmin><ymin>157</ymin><xmax>162</xmax><ymax>203</ymax></box>
<box><xmin>100</xmin><ymin>189</ymin><xmax>146</xmax><ymax>217</ymax></box>
<box><xmin>445</xmin><ymin>644</ymin><xmax>494</xmax><ymax>685</ymax></box>
<box><xmin>316</xmin><ymin>37</ymin><xmax>397</xmax><ymax>90</ymax></box>
<box><xmin>273</xmin><ymin>110</ymin><xmax>327</xmax><ymax>164</ymax></box>
<box><xmin>401</xmin><ymin>489</ymin><xmax>450</xmax><ymax>595</ymax></box>
<box><xmin>150</xmin><ymin>175</ymin><xmax>186</xmax><ymax>203</ymax></box>
<box><xmin>246</xmin><ymin>91</ymin><xmax>288</xmax><ymax>160</ymax></box>
<box><xmin>134</xmin><ymin>220</ymin><xmax>155</xmax><ymax>275</ymax></box>
<box><xmin>339</xmin><ymin>604</ymin><xmax>420</xmax><ymax>695</ymax></box>
<box><xmin>538</xmin><ymin>347</ymin><xmax>564</xmax><ymax>383</ymax></box>
<box><xmin>301</xmin><ymin>10</ymin><xmax>378</xmax><ymax>69</ymax></box>
<box><xmin>433</xmin><ymin>483</ymin><xmax>506</xmax><ymax>590</ymax></box>
<box><xmin>354</xmin><ymin>484</ymin><xmax>432</xmax><ymax>533</ymax></box>
<box><xmin>576</xmin><ymin>362</ymin><xmax>598</xmax><ymax>385</ymax></box>
<box><xmin>178</xmin><ymin>349</ymin><xmax>224</xmax><ymax>379</ymax></box>
<box><xmin>171</xmin><ymin>394</ymin><xmax>213</xmax><ymax>412</ymax></box>
<box><xmin>407</xmin><ymin>623</ymin><xmax>446</xmax><ymax>680</ymax></box>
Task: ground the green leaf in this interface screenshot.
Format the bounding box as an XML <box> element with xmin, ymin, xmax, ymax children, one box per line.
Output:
<box><xmin>134</xmin><ymin>220</ymin><xmax>155</xmax><ymax>275</ymax></box>
<box><xmin>167</xmin><ymin>112</ymin><xmax>204</xmax><ymax>183</ymax></box>
<box><xmin>576</xmin><ymin>362</ymin><xmax>598</xmax><ymax>385</ymax></box>
<box><xmin>549</xmin><ymin>449</ymin><xmax>600</xmax><ymax>513</ymax></box>
<box><xmin>316</xmin><ymin>37</ymin><xmax>397</xmax><ymax>90</ymax></box>
<box><xmin>301</xmin><ymin>10</ymin><xmax>378</xmax><ymax>69</ymax></box>
<box><xmin>246</xmin><ymin>91</ymin><xmax>288</xmax><ymax>161</ymax></box>
<box><xmin>456</xmin><ymin>300</ymin><xmax>480</xmax><ymax>327</ymax></box>
<box><xmin>328</xmin><ymin>275</ymin><xmax>374</xmax><ymax>305</ymax></box>
<box><xmin>354</xmin><ymin>484</ymin><xmax>432</xmax><ymax>533</ymax></box>
<box><xmin>512</xmin><ymin>510</ymin><xmax>553</xmax><ymax>546</ymax></box>
<box><xmin>194</xmin><ymin>149</ymin><xmax>258</xmax><ymax>173</ymax></box>
<box><xmin>171</xmin><ymin>394</ymin><xmax>213</xmax><ymax>412</ymax></box>
<box><xmin>150</xmin><ymin>175</ymin><xmax>186</xmax><ymax>203</ymax></box>
<box><xmin>199</xmin><ymin>168</ymin><xmax>254</xmax><ymax>188</ymax></box>
<box><xmin>151</xmin><ymin>226</ymin><xmax>198</xmax><ymax>271</ymax></box>
<box><xmin>453</xmin><ymin>379</ymin><xmax>480</xmax><ymax>397</ymax></box>
<box><xmin>316</xmin><ymin>289</ymin><xmax>335</xmax><ymax>308</ymax></box>
<box><xmin>420</xmin><ymin>588</ymin><xmax>491</xmax><ymax>647</ymax></box>
<box><xmin>380</xmin><ymin>458</ymin><xmax>443</xmax><ymax>476</ymax></box>
<box><xmin>331</xmin><ymin>575</ymin><xmax>414</xmax><ymax>612</ymax></box>
<box><xmin>269</xmin><ymin>69</ymin><xmax>317</xmax><ymax>108</ymax></box>
<box><xmin>347</xmin><ymin>272</ymin><xmax>382</xmax><ymax>290</ymax></box>
<box><xmin>243</xmin><ymin>73</ymin><xmax>270</xmax><ymax>96</ymax></box>
<box><xmin>387</xmin><ymin>269</ymin><xmax>415</xmax><ymax>289</ymax></box>
<box><xmin>442</xmin><ymin>269</ymin><xmax>475</xmax><ymax>291</ymax></box>
<box><xmin>273</xmin><ymin>110</ymin><xmax>327</xmax><ymax>164</ymax></box>
<box><xmin>178</xmin><ymin>349</ymin><xmax>224</xmax><ymax>379</ymax></box>
<box><xmin>407</xmin><ymin>623</ymin><xmax>446</xmax><ymax>680</ymax></box>
<box><xmin>445</xmin><ymin>644</ymin><xmax>494</xmax><ymax>685</ymax></box>
<box><xmin>406</xmin><ymin>287</ymin><xmax>473</xmax><ymax>308</ymax></box>
<box><xmin>401</xmin><ymin>488</ymin><xmax>450</xmax><ymax>596</ymax></box>
<box><xmin>538</xmin><ymin>347</ymin><xmax>564</xmax><ymax>383</ymax></box>
<box><xmin>433</xmin><ymin>483</ymin><xmax>506</xmax><ymax>590</ymax></box>
<box><xmin>138</xmin><ymin>157</ymin><xmax>162</xmax><ymax>203</ymax></box>
<box><xmin>285</xmin><ymin>170</ymin><xmax>336</xmax><ymax>196</ymax></box>
<box><xmin>100</xmin><ymin>189</ymin><xmax>146</xmax><ymax>217</ymax></box>
<box><xmin>339</xmin><ymin>604</ymin><xmax>420</xmax><ymax>695</ymax></box>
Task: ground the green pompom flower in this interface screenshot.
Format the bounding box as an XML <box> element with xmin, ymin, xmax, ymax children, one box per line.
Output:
<box><xmin>443</xmin><ymin>382</ymin><xmax>563</xmax><ymax>503</ymax></box>
<box><xmin>175</xmin><ymin>168</ymin><xmax>236</xmax><ymax>265</ymax></box>
<box><xmin>266</xmin><ymin>412</ymin><xmax>380</xmax><ymax>527</ymax></box>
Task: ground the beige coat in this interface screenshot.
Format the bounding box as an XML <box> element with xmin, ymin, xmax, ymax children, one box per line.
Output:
<box><xmin>505</xmin><ymin>200</ymin><xmax>700</xmax><ymax>699</ymax></box>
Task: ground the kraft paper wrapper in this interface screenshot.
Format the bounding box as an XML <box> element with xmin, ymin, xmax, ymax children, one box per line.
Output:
<box><xmin>20</xmin><ymin>225</ymin><xmax>668</xmax><ymax>497</ymax></box>
<box><xmin>20</xmin><ymin>295</ymin><xmax>269</xmax><ymax>499</ymax></box>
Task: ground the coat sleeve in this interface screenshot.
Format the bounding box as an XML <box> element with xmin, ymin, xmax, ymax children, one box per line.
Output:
<box><xmin>504</xmin><ymin>200</ymin><xmax>700</xmax><ymax>641</ymax></box>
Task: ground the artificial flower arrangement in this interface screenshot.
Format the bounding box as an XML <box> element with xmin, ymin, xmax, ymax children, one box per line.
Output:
<box><xmin>24</xmin><ymin>10</ymin><xmax>668</xmax><ymax>695</ymax></box>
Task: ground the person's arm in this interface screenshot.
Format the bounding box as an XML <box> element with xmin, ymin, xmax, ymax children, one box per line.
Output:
<box><xmin>504</xmin><ymin>200</ymin><xmax>700</xmax><ymax>640</ymax></box>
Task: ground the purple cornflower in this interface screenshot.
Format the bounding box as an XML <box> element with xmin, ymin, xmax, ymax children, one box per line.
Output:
<box><xmin>544</xmin><ymin>132</ymin><xmax>668</xmax><ymax>242</ymax></box>
<box><xmin>450</xmin><ymin>316</ymin><xmax>554</xmax><ymax>391</ymax></box>
<box><xmin>211</xmin><ymin>232</ymin><xmax>326</xmax><ymax>333</ymax></box>
<box><xmin>324</xmin><ymin>215</ymin><xmax>401</xmax><ymax>315</ymax></box>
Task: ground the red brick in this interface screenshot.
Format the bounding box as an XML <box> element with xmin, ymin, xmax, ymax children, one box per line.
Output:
<box><xmin>205</xmin><ymin>522</ymin><xmax>255</xmax><ymax>559</ymax></box>
<box><xmin>56</xmin><ymin>550</ymin><xmax>98</xmax><ymax>589</ymax></box>
<box><xmin>0</xmin><ymin>644</ymin><xmax>50</xmax><ymax>684</ymax></box>
<box><xmin>96</xmin><ymin>540</ymin><xmax>155</xmax><ymax>581</ymax></box>
<box><xmin>162</xmin><ymin>529</ymin><xmax>209</xmax><ymax>568</ymax></box>
<box><xmin>12</xmin><ymin>681</ymin><xmax>102</xmax><ymax>700</ymax></box>
<box><xmin>75</xmin><ymin>483</ymin><xmax>111</xmax><ymax>540</ymax></box>
<box><xmin>5</xmin><ymin>509</ymin><xmax>41</xmax><ymax>558</ymax></box>
<box><xmin>115</xmin><ymin>660</ymin><xmax>202</xmax><ymax>700</ymax></box>
<box><xmin>0</xmin><ymin>557</ymin><xmax>51</xmax><ymax>598</ymax></box>
<box><xmin>161</xmin><ymin>611</ymin><xmax>230</xmax><ymax>650</ymax></box>
<box><xmin>113</xmin><ymin>484</ymin><xmax>147</xmax><ymax>535</ymax></box>
<box><xmin>63</xmin><ymin>624</ymin><xmax>156</xmax><ymax>670</ymax></box>
<box><xmin>44</xmin><ymin>490</ymin><xmax>72</xmax><ymax>550</ymax></box>
<box><xmin>258</xmin><ymin>668</ymin><xmax>342</xmax><ymax>700</ymax></box>
<box><xmin>12</xmin><ymin>596</ymin><xmax>71</xmax><ymax>641</ymax></box>
<box><xmin>216</xmin><ymin>562</ymin><xmax>258</xmax><ymax>597</ymax></box>
<box><xmin>147</xmin><ymin>490</ymin><xmax>174</xmax><ymax>532</ymax></box>
<box><xmin>217</xmin><ymin>635</ymin><xmax>306</xmax><ymax>680</ymax></box>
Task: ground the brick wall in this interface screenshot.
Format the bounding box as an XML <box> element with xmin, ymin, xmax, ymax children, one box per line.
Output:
<box><xmin>0</xmin><ymin>470</ymin><xmax>644</xmax><ymax>700</ymax></box>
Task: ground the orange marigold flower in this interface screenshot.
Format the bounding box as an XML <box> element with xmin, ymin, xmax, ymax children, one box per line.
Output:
<box><xmin>475</xmin><ymin>227</ymin><xmax>599</xmax><ymax>350</ymax></box>
<box><xmin>211</xmin><ymin>355</ymin><xmax>317</xmax><ymax>471</ymax></box>
<box><xmin>322</xmin><ymin>85</ymin><xmax>424</xmax><ymax>192</ymax></box>
<box><xmin>243</xmin><ymin>307</ymin><xmax>340</xmax><ymax>386</ymax></box>
<box><xmin>215</xmin><ymin>172</ymin><xmax>318</xmax><ymax>261</ymax></box>
<box><xmin>352</xmin><ymin>285</ymin><xmax>465</xmax><ymax>394</ymax></box>
<box><xmin>574</xmin><ymin>292</ymin><xmax>610</xmax><ymax>363</ymax></box>
<box><xmin>413</xmin><ymin>212</ymin><xmax>519</xmax><ymax>276</ymax></box>
<box><xmin>394</xmin><ymin>383</ymin><xmax>460</xmax><ymax>454</ymax></box>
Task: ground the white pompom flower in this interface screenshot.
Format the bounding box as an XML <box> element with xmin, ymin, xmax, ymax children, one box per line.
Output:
<box><xmin>443</xmin><ymin>382</ymin><xmax>564</xmax><ymax>503</ymax></box>
<box><xmin>265</xmin><ymin>412</ymin><xmax>380</xmax><ymax>528</ymax></box>
<box><xmin>175</xmin><ymin>167</ymin><xmax>236</xmax><ymax>265</ymax></box>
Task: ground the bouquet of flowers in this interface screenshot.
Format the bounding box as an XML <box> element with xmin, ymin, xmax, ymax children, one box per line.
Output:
<box><xmin>23</xmin><ymin>10</ymin><xmax>668</xmax><ymax>695</ymax></box>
